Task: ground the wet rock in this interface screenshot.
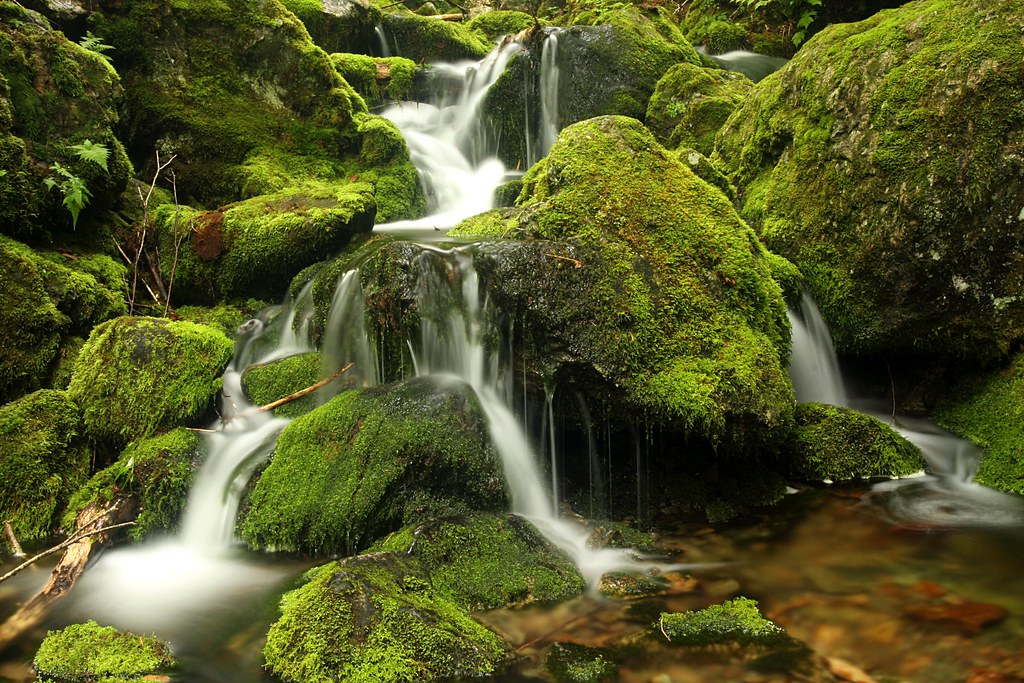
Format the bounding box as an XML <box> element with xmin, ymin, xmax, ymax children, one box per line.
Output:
<box><xmin>241</xmin><ymin>352</ymin><xmax>323</xmax><ymax>418</ymax></box>
<box><xmin>597</xmin><ymin>572</ymin><xmax>672</xmax><ymax>600</ymax></box>
<box><xmin>33</xmin><ymin>620</ymin><xmax>175</xmax><ymax>682</ymax></box>
<box><xmin>543</xmin><ymin>641</ymin><xmax>617</xmax><ymax>683</ymax></box>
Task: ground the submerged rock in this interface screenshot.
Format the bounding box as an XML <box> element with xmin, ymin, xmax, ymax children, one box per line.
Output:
<box><xmin>33</xmin><ymin>620</ymin><xmax>175</xmax><ymax>682</ymax></box>
<box><xmin>240</xmin><ymin>377</ymin><xmax>508</xmax><ymax>555</ymax></box>
<box><xmin>715</xmin><ymin>0</ymin><xmax>1024</xmax><ymax>360</ymax></box>
<box><xmin>264</xmin><ymin>553</ymin><xmax>510</xmax><ymax>682</ymax></box>
<box><xmin>544</xmin><ymin>641</ymin><xmax>617</xmax><ymax>683</ymax></box>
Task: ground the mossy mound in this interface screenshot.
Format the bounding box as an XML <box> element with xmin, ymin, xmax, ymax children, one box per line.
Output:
<box><xmin>62</xmin><ymin>428</ymin><xmax>203</xmax><ymax>540</ymax></box>
<box><xmin>543</xmin><ymin>642</ymin><xmax>617</xmax><ymax>683</ymax></box>
<box><xmin>264</xmin><ymin>553</ymin><xmax>510</xmax><ymax>682</ymax></box>
<box><xmin>155</xmin><ymin>182</ymin><xmax>376</xmax><ymax>304</ymax></box>
<box><xmin>67</xmin><ymin>316</ymin><xmax>234</xmax><ymax>450</ymax></box>
<box><xmin>330</xmin><ymin>53</ymin><xmax>419</xmax><ymax>107</ymax></box>
<box><xmin>658</xmin><ymin>597</ymin><xmax>786</xmax><ymax>647</ymax></box>
<box><xmin>0</xmin><ymin>2</ymin><xmax>131</xmax><ymax>239</ymax></box>
<box><xmin>378</xmin><ymin>12</ymin><xmax>492</xmax><ymax>63</ymax></box>
<box><xmin>452</xmin><ymin>116</ymin><xmax>795</xmax><ymax>451</ymax></box>
<box><xmin>782</xmin><ymin>402</ymin><xmax>926</xmax><ymax>482</ymax></box>
<box><xmin>714</xmin><ymin>0</ymin><xmax>1024</xmax><ymax>359</ymax></box>
<box><xmin>374</xmin><ymin>512</ymin><xmax>584</xmax><ymax>610</ymax></box>
<box><xmin>280</xmin><ymin>0</ymin><xmax>383</xmax><ymax>55</ymax></box>
<box><xmin>0</xmin><ymin>390</ymin><xmax>87</xmax><ymax>543</ymax></box>
<box><xmin>33</xmin><ymin>620</ymin><xmax>174</xmax><ymax>682</ymax></box>
<box><xmin>646</xmin><ymin>62</ymin><xmax>753</xmax><ymax>155</ymax></box>
<box><xmin>241</xmin><ymin>351</ymin><xmax>323</xmax><ymax>418</ymax></box>
<box><xmin>240</xmin><ymin>377</ymin><xmax>508</xmax><ymax>555</ymax></box>
<box><xmin>466</xmin><ymin>10</ymin><xmax>535</xmax><ymax>41</ymax></box>
<box><xmin>934</xmin><ymin>352</ymin><xmax>1024</xmax><ymax>495</ymax></box>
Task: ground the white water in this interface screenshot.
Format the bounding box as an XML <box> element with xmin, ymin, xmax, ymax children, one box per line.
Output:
<box><xmin>537</xmin><ymin>28</ymin><xmax>562</xmax><ymax>162</ymax></box>
<box><xmin>787</xmin><ymin>292</ymin><xmax>847</xmax><ymax>405</ymax></box>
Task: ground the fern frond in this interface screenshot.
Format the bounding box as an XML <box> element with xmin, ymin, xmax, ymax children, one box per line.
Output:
<box><xmin>71</xmin><ymin>140</ymin><xmax>111</xmax><ymax>173</ymax></box>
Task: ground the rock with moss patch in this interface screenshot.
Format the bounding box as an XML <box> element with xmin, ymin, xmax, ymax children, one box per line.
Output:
<box><xmin>33</xmin><ymin>620</ymin><xmax>174</xmax><ymax>682</ymax></box>
<box><xmin>658</xmin><ymin>597</ymin><xmax>786</xmax><ymax>646</ymax></box>
<box><xmin>466</xmin><ymin>10</ymin><xmax>535</xmax><ymax>41</ymax></box>
<box><xmin>782</xmin><ymin>402</ymin><xmax>926</xmax><ymax>482</ymax></box>
<box><xmin>714</xmin><ymin>0</ymin><xmax>1024</xmax><ymax>360</ymax></box>
<box><xmin>240</xmin><ymin>377</ymin><xmax>507</xmax><ymax>554</ymax></box>
<box><xmin>598</xmin><ymin>572</ymin><xmax>672</xmax><ymax>600</ymax></box>
<box><xmin>544</xmin><ymin>642</ymin><xmax>617</xmax><ymax>683</ymax></box>
<box><xmin>452</xmin><ymin>116</ymin><xmax>795</xmax><ymax>451</ymax></box>
<box><xmin>330</xmin><ymin>53</ymin><xmax>419</xmax><ymax>108</ymax></box>
<box><xmin>62</xmin><ymin>428</ymin><xmax>203</xmax><ymax>540</ymax></box>
<box><xmin>264</xmin><ymin>552</ymin><xmax>510</xmax><ymax>682</ymax></box>
<box><xmin>280</xmin><ymin>0</ymin><xmax>383</xmax><ymax>55</ymax></box>
<box><xmin>379</xmin><ymin>12</ymin><xmax>492</xmax><ymax>64</ymax></box>
<box><xmin>241</xmin><ymin>351</ymin><xmax>324</xmax><ymax>418</ymax></box>
<box><xmin>0</xmin><ymin>390</ymin><xmax>88</xmax><ymax>543</ymax></box>
<box><xmin>374</xmin><ymin>512</ymin><xmax>584</xmax><ymax>610</ymax></box>
<box><xmin>67</xmin><ymin>316</ymin><xmax>234</xmax><ymax>451</ymax></box>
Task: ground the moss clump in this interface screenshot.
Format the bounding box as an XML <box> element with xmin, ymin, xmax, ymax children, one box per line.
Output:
<box><xmin>782</xmin><ymin>402</ymin><xmax>926</xmax><ymax>482</ymax></box>
<box><xmin>62</xmin><ymin>428</ymin><xmax>202</xmax><ymax>540</ymax></box>
<box><xmin>67</xmin><ymin>316</ymin><xmax>234</xmax><ymax>450</ymax></box>
<box><xmin>174</xmin><ymin>300</ymin><xmax>270</xmax><ymax>337</ymax></box>
<box><xmin>453</xmin><ymin>116</ymin><xmax>794</xmax><ymax>451</ymax></box>
<box><xmin>934</xmin><ymin>352</ymin><xmax>1024</xmax><ymax>495</ymax></box>
<box><xmin>330</xmin><ymin>53</ymin><xmax>419</xmax><ymax>106</ymax></box>
<box><xmin>646</xmin><ymin>62</ymin><xmax>752</xmax><ymax>155</ymax></box>
<box><xmin>373</xmin><ymin>512</ymin><xmax>584</xmax><ymax>610</ymax></box>
<box><xmin>658</xmin><ymin>597</ymin><xmax>786</xmax><ymax>646</ymax></box>
<box><xmin>279</xmin><ymin>0</ymin><xmax>383</xmax><ymax>55</ymax></box>
<box><xmin>714</xmin><ymin>0</ymin><xmax>1024</xmax><ymax>359</ymax></box>
<box><xmin>264</xmin><ymin>553</ymin><xmax>510</xmax><ymax>682</ymax></box>
<box><xmin>240</xmin><ymin>377</ymin><xmax>507</xmax><ymax>555</ymax></box>
<box><xmin>466</xmin><ymin>11</ymin><xmax>536</xmax><ymax>40</ymax></box>
<box><xmin>597</xmin><ymin>572</ymin><xmax>671</xmax><ymax>600</ymax></box>
<box><xmin>379</xmin><ymin>13</ymin><xmax>492</xmax><ymax>63</ymax></box>
<box><xmin>241</xmin><ymin>352</ymin><xmax>323</xmax><ymax>418</ymax></box>
<box><xmin>33</xmin><ymin>620</ymin><xmax>174</xmax><ymax>682</ymax></box>
<box><xmin>543</xmin><ymin>642</ymin><xmax>617</xmax><ymax>683</ymax></box>
<box><xmin>0</xmin><ymin>390</ymin><xmax>87</xmax><ymax>543</ymax></box>
<box><xmin>674</xmin><ymin>147</ymin><xmax>736</xmax><ymax>201</ymax></box>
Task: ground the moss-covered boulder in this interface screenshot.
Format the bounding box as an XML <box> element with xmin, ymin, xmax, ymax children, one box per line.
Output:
<box><xmin>241</xmin><ymin>351</ymin><xmax>323</xmax><ymax>418</ymax></box>
<box><xmin>934</xmin><ymin>352</ymin><xmax>1024</xmax><ymax>495</ymax></box>
<box><xmin>782</xmin><ymin>402</ymin><xmax>926</xmax><ymax>482</ymax></box>
<box><xmin>62</xmin><ymin>428</ymin><xmax>203</xmax><ymax>540</ymax></box>
<box><xmin>264</xmin><ymin>553</ymin><xmax>510</xmax><ymax>683</ymax></box>
<box><xmin>280</xmin><ymin>0</ymin><xmax>383</xmax><ymax>55</ymax></box>
<box><xmin>657</xmin><ymin>597</ymin><xmax>786</xmax><ymax>647</ymax></box>
<box><xmin>67</xmin><ymin>316</ymin><xmax>234</xmax><ymax>450</ymax></box>
<box><xmin>0</xmin><ymin>1</ymin><xmax>131</xmax><ymax>239</ymax></box>
<box><xmin>33</xmin><ymin>620</ymin><xmax>174</xmax><ymax>682</ymax></box>
<box><xmin>374</xmin><ymin>512</ymin><xmax>584</xmax><ymax>610</ymax></box>
<box><xmin>646</xmin><ymin>62</ymin><xmax>753</xmax><ymax>155</ymax></box>
<box><xmin>240</xmin><ymin>377</ymin><xmax>507</xmax><ymax>554</ymax></box>
<box><xmin>543</xmin><ymin>642</ymin><xmax>617</xmax><ymax>683</ymax></box>
<box><xmin>714</xmin><ymin>0</ymin><xmax>1024</xmax><ymax>359</ymax></box>
<box><xmin>156</xmin><ymin>181</ymin><xmax>376</xmax><ymax>304</ymax></box>
<box><xmin>0</xmin><ymin>390</ymin><xmax>87</xmax><ymax>543</ymax></box>
<box><xmin>378</xmin><ymin>12</ymin><xmax>492</xmax><ymax>64</ymax></box>
<box><xmin>452</xmin><ymin>116</ymin><xmax>795</xmax><ymax>451</ymax></box>
<box><xmin>330</xmin><ymin>53</ymin><xmax>419</xmax><ymax>107</ymax></box>
<box><xmin>466</xmin><ymin>10</ymin><xmax>535</xmax><ymax>41</ymax></box>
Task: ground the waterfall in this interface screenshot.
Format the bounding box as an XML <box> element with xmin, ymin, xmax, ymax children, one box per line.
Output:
<box><xmin>788</xmin><ymin>292</ymin><xmax>847</xmax><ymax>405</ymax></box>
<box><xmin>537</xmin><ymin>28</ymin><xmax>561</xmax><ymax>161</ymax></box>
<box><xmin>320</xmin><ymin>269</ymin><xmax>379</xmax><ymax>396</ymax></box>
<box><xmin>374</xmin><ymin>24</ymin><xmax>391</xmax><ymax>58</ymax></box>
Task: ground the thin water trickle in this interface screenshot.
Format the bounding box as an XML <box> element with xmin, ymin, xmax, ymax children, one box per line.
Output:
<box><xmin>536</xmin><ymin>28</ymin><xmax>561</xmax><ymax>163</ymax></box>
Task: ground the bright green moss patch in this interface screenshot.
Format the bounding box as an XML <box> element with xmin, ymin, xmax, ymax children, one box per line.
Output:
<box><xmin>379</xmin><ymin>13</ymin><xmax>492</xmax><ymax>63</ymax></box>
<box><xmin>67</xmin><ymin>316</ymin><xmax>234</xmax><ymax>450</ymax></box>
<box><xmin>0</xmin><ymin>390</ymin><xmax>87</xmax><ymax>543</ymax></box>
<box><xmin>33</xmin><ymin>620</ymin><xmax>174</xmax><ymax>682</ymax></box>
<box><xmin>658</xmin><ymin>597</ymin><xmax>786</xmax><ymax>646</ymax></box>
<box><xmin>264</xmin><ymin>553</ymin><xmax>510</xmax><ymax>682</ymax></box>
<box><xmin>62</xmin><ymin>428</ymin><xmax>202</xmax><ymax>540</ymax></box>
<box><xmin>543</xmin><ymin>642</ymin><xmax>617</xmax><ymax>683</ymax></box>
<box><xmin>466</xmin><ymin>11</ymin><xmax>536</xmax><ymax>40</ymax></box>
<box><xmin>934</xmin><ymin>352</ymin><xmax>1024</xmax><ymax>495</ymax></box>
<box><xmin>373</xmin><ymin>512</ymin><xmax>584</xmax><ymax>610</ymax></box>
<box><xmin>240</xmin><ymin>377</ymin><xmax>508</xmax><ymax>555</ymax></box>
<box><xmin>330</xmin><ymin>53</ymin><xmax>418</xmax><ymax>105</ymax></box>
<box><xmin>241</xmin><ymin>352</ymin><xmax>323</xmax><ymax>418</ymax></box>
<box><xmin>782</xmin><ymin>402</ymin><xmax>926</xmax><ymax>482</ymax></box>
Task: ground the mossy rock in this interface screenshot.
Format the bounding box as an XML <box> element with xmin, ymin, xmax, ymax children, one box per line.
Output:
<box><xmin>241</xmin><ymin>351</ymin><xmax>323</xmax><ymax>418</ymax></box>
<box><xmin>378</xmin><ymin>12</ymin><xmax>492</xmax><ymax>63</ymax></box>
<box><xmin>674</xmin><ymin>147</ymin><xmax>736</xmax><ymax>202</ymax></box>
<box><xmin>373</xmin><ymin>512</ymin><xmax>585</xmax><ymax>610</ymax></box>
<box><xmin>466</xmin><ymin>10</ymin><xmax>535</xmax><ymax>40</ymax></box>
<box><xmin>597</xmin><ymin>572</ymin><xmax>671</xmax><ymax>600</ymax></box>
<box><xmin>264</xmin><ymin>552</ymin><xmax>511</xmax><ymax>682</ymax></box>
<box><xmin>330</xmin><ymin>53</ymin><xmax>419</xmax><ymax>107</ymax></box>
<box><xmin>33</xmin><ymin>620</ymin><xmax>174</xmax><ymax>682</ymax></box>
<box><xmin>543</xmin><ymin>642</ymin><xmax>617</xmax><ymax>683</ymax></box>
<box><xmin>280</xmin><ymin>0</ymin><xmax>384</xmax><ymax>55</ymax></box>
<box><xmin>782</xmin><ymin>402</ymin><xmax>926</xmax><ymax>482</ymax></box>
<box><xmin>240</xmin><ymin>377</ymin><xmax>508</xmax><ymax>555</ymax></box>
<box><xmin>62</xmin><ymin>428</ymin><xmax>203</xmax><ymax>540</ymax></box>
<box><xmin>155</xmin><ymin>182</ymin><xmax>376</xmax><ymax>304</ymax></box>
<box><xmin>452</xmin><ymin>116</ymin><xmax>795</xmax><ymax>451</ymax></box>
<box><xmin>0</xmin><ymin>389</ymin><xmax>87</xmax><ymax>543</ymax></box>
<box><xmin>646</xmin><ymin>62</ymin><xmax>753</xmax><ymax>155</ymax></box>
<box><xmin>657</xmin><ymin>597</ymin><xmax>786</xmax><ymax>647</ymax></box>
<box><xmin>174</xmin><ymin>300</ymin><xmax>270</xmax><ymax>337</ymax></box>
<box><xmin>0</xmin><ymin>2</ymin><xmax>131</xmax><ymax>239</ymax></box>
<box><xmin>714</xmin><ymin>0</ymin><xmax>1024</xmax><ymax>359</ymax></box>
<box><xmin>934</xmin><ymin>352</ymin><xmax>1024</xmax><ymax>495</ymax></box>
<box><xmin>67</xmin><ymin>316</ymin><xmax>234</xmax><ymax>451</ymax></box>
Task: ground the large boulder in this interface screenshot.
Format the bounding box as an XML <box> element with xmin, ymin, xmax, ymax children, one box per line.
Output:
<box><xmin>240</xmin><ymin>377</ymin><xmax>508</xmax><ymax>555</ymax></box>
<box><xmin>714</xmin><ymin>0</ymin><xmax>1024</xmax><ymax>359</ymax></box>
<box><xmin>279</xmin><ymin>0</ymin><xmax>383</xmax><ymax>55</ymax></box>
<box><xmin>452</xmin><ymin>116</ymin><xmax>795</xmax><ymax>451</ymax></box>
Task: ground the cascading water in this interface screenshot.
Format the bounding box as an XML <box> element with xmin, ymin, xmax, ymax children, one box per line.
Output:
<box><xmin>537</xmin><ymin>28</ymin><xmax>562</xmax><ymax>162</ymax></box>
<box><xmin>787</xmin><ymin>292</ymin><xmax>847</xmax><ymax>405</ymax></box>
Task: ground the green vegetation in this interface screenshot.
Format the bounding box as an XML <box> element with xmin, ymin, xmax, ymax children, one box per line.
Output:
<box><xmin>658</xmin><ymin>597</ymin><xmax>787</xmax><ymax>646</ymax></box>
<box><xmin>0</xmin><ymin>390</ymin><xmax>87</xmax><ymax>543</ymax></box>
<box><xmin>544</xmin><ymin>642</ymin><xmax>617</xmax><ymax>683</ymax></box>
<box><xmin>241</xmin><ymin>352</ymin><xmax>323</xmax><ymax>418</ymax></box>
<box><xmin>782</xmin><ymin>402</ymin><xmax>926</xmax><ymax>481</ymax></box>
<box><xmin>330</xmin><ymin>53</ymin><xmax>419</xmax><ymax>106</ymax></box>
<box><xmin>43</xmin><ymin>140</ymin><xmax>111</xmax><ymax>229</ymax></box>
<box><xmin>466</xmin><ymin>11</ymin><xmax>536</xmax><ymax>40</ymax></box>
<box><xmin>34</xmin><ymin>621</ymin><xmax>174</xmax><ymax>682</ymax></box>
<box><xmin>379</xmin><ymin>13</ymin><xmax>493</xmax><ymax>63</ymax></box>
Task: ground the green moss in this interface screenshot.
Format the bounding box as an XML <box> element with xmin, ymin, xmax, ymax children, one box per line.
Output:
<box><xmin>61</xmin><ymin>428</ymin><xmax>202</xmax><ymax>540</ymax></box>
<box><xmin>704</xmin><ymin>19</ymin><xmax>748</xmax><ymax>53</ymax></box>
<box><xmin>934</xmin><ymin>352</ymin><xmax>1024</xmax><ymax>495</ymax></box>
<box><xmin>330</xmin><ymin>53</ymin><xmax>419</xmax><ymax>105</ymax></box>
<box><xmin>241</xmin><ymin>352</ymin><xmax>323</xmax><ymax>418</ymax></box>
<box><xmin>379</xmin><ymin>13</ymin><xmax>492</xmax><ymax>63</ymax></box>
<box><xmin>544</xmin><ymin>642</ymin><xmax>617</xmax><ymax>683</ymax></box>
<box><xmin>782</xmin><ymin>402</ymin><xmax>926</xmax><ymax>482</ymax></box>
<box><xmin>240</xmin><ymin>377</ymin><xmax>508</xmax><ymax>555</ymax></box>
<box><xmin>67</xmin><ymin>316</ymin><xmax>234</xmax><ymax>450</ymax></box>
<box><xmin>279</xmin><ymin>0</ymin><xmax>383</xmax><ymax>55</ymax></box>
<box><xmin>373</xmin><ymin>512</ymin><xmax>584</xmax><ymax>610</ymax></box>
<box><xmin>174</xmin><ymin>300</ymin><xmax>270</xmax><ymax>337</ymax></box>
<box><xmin>674</xmin><ymin>147</ymin><xmax>736</xmax><ymax>201</ymax></box>
<box><xmin>466</xmin><ymin>11</ymin><xmax>536</xmax><ymax>40</ymax></box>
<box><xmin>658</xmin><ymin>597</ymin><xmax>787</xmax><ymax>646</ymax></box>
<box><xmin>0</xmin><ymin>390</ymin><xmax>87</xmax><ymax>543</ymax></box>
<box><xmin>597</xmin><ymin>572</ymin><xmax>671</xmax><ymax>599</ymax></box>
<box><xmin>264</xmin><ymin>553</ymin><xmax>510</xmax><ymax>682</ymax></box>
<box><xmin>34</xmin><ymin>620</ymin><xmax>174</xmax><ymax>682</ymax></box>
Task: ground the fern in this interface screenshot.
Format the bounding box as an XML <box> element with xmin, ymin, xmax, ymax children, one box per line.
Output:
<box><xmin>70</xmin><ymin>139</ymin><xmax>111</xmax><ymax>173</ymax></box>
<box><xmin>44</xmin><ymin>163</ymin><xmax>93</xmax><ymax>229</ymax></box>
<box><xmin>79</xmin><ymin>31</ymin><xmax>115</xmax><ymax>64</ymax></box>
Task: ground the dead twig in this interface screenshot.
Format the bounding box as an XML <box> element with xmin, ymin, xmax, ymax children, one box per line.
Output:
<box><xmin>3</xmin><ymin>521</ymin><xmax>25</xmax><ymax>558</ymax></box>
<box><xmin>543</xmin><ymin>253</ymin><xmax>583</xmax><ymax>268</ymax></box>
<box><xmin>0</xmin><ymin>521</ymin><xmax>136</xmax><ymax>586</ymax></box>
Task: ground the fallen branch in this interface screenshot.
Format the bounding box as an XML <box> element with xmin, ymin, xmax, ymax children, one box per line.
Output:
<box><xmin>422</xmin><ymin>12</ymin><xmax>463</xmax><ymax>20</ymax></box>
<box><xmin>3</xmin><ymin>521</ymin><xmax>25</xmax><ymax>558</ymax></box>
<box><xmin>0</xmin><ymin>521</ymin><xmax>135</xmax><ymax>586</ymax></box>
<box><xmin>230</xmin><ymin>362</ymin><xmax>355</xmax><ymax>422</ymax></box>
